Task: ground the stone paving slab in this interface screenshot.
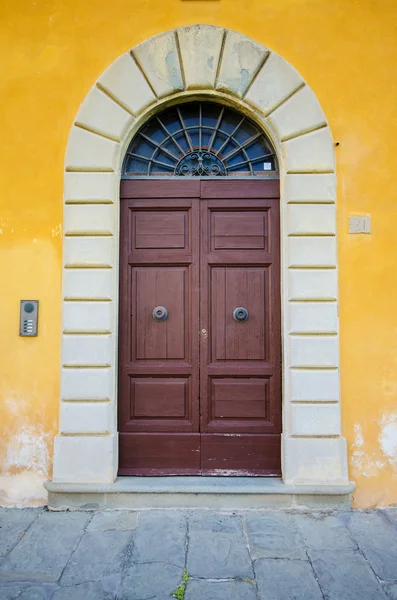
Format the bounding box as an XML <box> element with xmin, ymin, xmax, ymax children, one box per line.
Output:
<box><xmin>120</xmin><ymin>562</ymin><xmax>183</xmax><ymax>599</ymax></box>
<box><xmin>0</xmin><ymin>508</ymin><xmax>397</xmax><ymax>599</ymax></box>
<box><xmin>254</xmin><ymin>557</ymin><xmax>323</xmax><ymax>600</ymax></box>
<box><xmin>132</xmin><ymin>510</ymin><xmax>186</xmax><ymax>567</ymax></box>
<box><xmin>187</xmin><ymin>513</ymin><xmax>253</xmax><ymax>578</ymax></box>
<box><xmin>294</xmin><ymin>512</ymin><xmax>357</xmax><ymax>551</ymax></box>
<box><xmin>60</xmin><ymin>529</ymin><xmax>133</xmax><ymax>585</ymax></box>
<box><xmin>308</xmin><ymin>548</ymin><xmax>388</xmax><ymax>599</ymax></box>
<box><xmin>344</xmin><ymin>510</ymin><xmax>397</xmax><ymax>580</ymax></box>
<box><xmin>0</xmin><ymin>511</ymin><xmax>91</xmax><ymax>582</ymax></box>
<box><xmin>245</xmin><ymin>512</ymin><xmax>306</xmax><ymax>559</ymax></box>
<box><xmin>0</xmin><ymin>508</ymin><xmax>42</xmax><ymax>560</ymax></box>
<box><xmin>87</xmin><ymin>510</ymin><xmax>138</xmax><ymax>531</ymax></box>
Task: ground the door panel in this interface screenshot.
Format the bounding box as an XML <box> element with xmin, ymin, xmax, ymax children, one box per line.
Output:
<box><xmin>118</xmin><ymin>187</ymin><xmax>200</xmax><ymax>473</ymax></box>
<box><xmin>199</xmin><ymin>182</ymin><xmax>281</xmax><ymax>474</ymax></box>
<box><xmin>118</xmin><ymin>179</ymin><xmax>281</xmax><ymax>476</ymax></box>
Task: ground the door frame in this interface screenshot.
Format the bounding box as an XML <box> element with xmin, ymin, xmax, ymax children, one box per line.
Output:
<box><xmin>53</xmin><ymin>25</ymin><xmax>349</xmax><ymax>488</ymax></box>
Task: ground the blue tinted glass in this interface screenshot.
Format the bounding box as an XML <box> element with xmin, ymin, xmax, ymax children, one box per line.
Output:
<box><xmin>122</xmin><ymin>102</ymin><xmax>277</xmax><ymax>176</ymax></box>
<box><xmin>234</xmin><ymin>120</ymin><xmax>257</xmax><ymax>144</ymax></box>
<box><xmin>220</xmin><ymin>140</ymin><xmax>238</xmax><ymax>158</ymax></box>
<box><xmin>219</xmin><ymin>111</ymin><xmax>242</xmax><ymax>135</ymax></box>
<box><xmin>133</xmin><ymin>139</ymin><xmax>154</xmax><ymax>158</ymax></box>
<box><xmin>126</xmin><ymin>157</ymin><xmax>149</xmax><ymax>174</ymax></box>
<box><xmin>154</xmin><ymin>150</ymin><xmax>175</xmax><ymax>166</ymax></box>
<box><xmin>227</xmin><ymin>151</ymin><xmax>247</xmax><ymax>167</ymax></box>
<box><xmin>180</xmin><ymin>104</ymin><xmax>199</xmax><ymax>129</ymax></box>
<box><xmin>188</xmin><ymin>126</ymin><xmax>200</xmax><ymax>148</ymax></box>
<box><xmin>160</xmin><ymin>110</ymin><xmax>181</xmax><ymax>134</ymax></box>
<box><xmin>201</xmin><ymin>129</ymin><xmax>211</xmax><ymax>147</ymax></box>
<box><xmin>211</xmin><ymin>130</ymin><xmax>228</xmax><ymax>152</ymax></box>
<box><xmin>202</xmin><ymin>104</ymin><xmax>222</xmax><ymax>128</ymax></box>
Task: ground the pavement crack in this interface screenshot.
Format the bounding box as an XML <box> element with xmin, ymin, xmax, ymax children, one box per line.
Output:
<box><xmin>57</xmin><ymin>512</ymin><xmax>94</xmax><ymax>584</ymax></box>
<box><xmin>242</xmin><ymin>518</ymin><xmax>261</xmax><ymax>599</ymax></box>
<box><xmin>305</xmin><ymin>548</ymin><xmax>326</xmax><ymax>600</ymax></box>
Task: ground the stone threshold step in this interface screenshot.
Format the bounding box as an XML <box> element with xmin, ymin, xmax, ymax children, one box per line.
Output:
<box><xmin>45</xmin><ymin>477</ymin><xmax>355</xmax><ymax>511</ymax></box>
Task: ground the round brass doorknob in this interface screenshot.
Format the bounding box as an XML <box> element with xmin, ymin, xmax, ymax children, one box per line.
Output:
<box><xmin>233</xmin><ymin>307</ymin><xmax>248</xmax><ymax>322</ymax></box>
<box><xmin>152</xmin><ymin>306</ymin><xmax>168</xmax><ymax>321</ymax></box>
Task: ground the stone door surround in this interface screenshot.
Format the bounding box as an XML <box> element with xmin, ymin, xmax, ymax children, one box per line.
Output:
<box><xmin>53</xmin><ymin>24</ymin><xmax>349</xmax><ymax>488</ymax></box>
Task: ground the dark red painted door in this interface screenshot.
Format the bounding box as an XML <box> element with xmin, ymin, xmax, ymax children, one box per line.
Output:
<box><xmin>118</xmin><ymin>179</ymin><xmax>281</xmax><ymax>475</ymax></box>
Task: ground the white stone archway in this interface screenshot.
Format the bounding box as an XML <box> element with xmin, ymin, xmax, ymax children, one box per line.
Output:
<box><xmin>52</xmin><ymin>25</ymin><xmax>350</xmax><ymax>492</ymax></box>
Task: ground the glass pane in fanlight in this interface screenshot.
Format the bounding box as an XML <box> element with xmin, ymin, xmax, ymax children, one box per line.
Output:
<box><xmin>174</xmin><ymin>131</ymin><xmax>190</xmax><ymax>153</ymax></box>
<box><xmin>155</xmin><ymin>150</ymin><xmax>175</xmax><ymax>166</ymax></box>
<box><xmin>180</xmin><ymin>103</ymin><xmax>199</xmax><ymax>129</ymax></box>
<box><xmin>188</xmin><ymin>127</ymin><xmax>200</xmax><ymax>148</ymax></box>
<box><xmin>211</xmin><ymin>129</ymin><xmax>229</xmax><ymax>152</ymax></box>
<box><xmin>126</xmin><ymin>156</ymin><xmax>149</xmax><ymax>174</ymax></box>
<box><xmin>219</xmin><ymin>110</ymin><xmax>242</xmax><ymax>135</ymax></box>
<box><xmin>227</xmin><ymin>151</ymin><xmax>247</xmax><ymax>168</ymax></box>
<box><xmin>202</xmin><ymin>103</ymin><xmax>222</xmax><ymax>128</ymax></box>
<box><xmin>142</xmin><ymin>120</ymin><xmax>167</xmax><ymax>144</ymax></box>
<box><xmin>201</xmin><ymin>129</ymin><xmax>212</xmax><ymax>148</ymax></box>
<box><xmin>160</xmin><ymin>109</ymin><xmax>181</xmax><ymax>134</ymax></box>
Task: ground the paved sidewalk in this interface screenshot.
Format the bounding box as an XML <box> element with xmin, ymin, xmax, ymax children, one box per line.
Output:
<box><xmin>1</xmin><ymin>508</ymin><xmax>397</xmax><ymax>599</ymax></box>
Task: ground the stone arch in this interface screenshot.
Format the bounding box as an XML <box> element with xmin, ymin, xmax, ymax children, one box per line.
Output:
<box><xmin>53</xmin><ymin>25</ymin><xmax>349</xmax><ymax>489</ymax></box>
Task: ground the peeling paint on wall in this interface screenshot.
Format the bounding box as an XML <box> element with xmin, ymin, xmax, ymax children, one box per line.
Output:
<box><xmin>6</xmin><ymin>426</ymin><xmax>51</xmax><ymax>474</ymax></box>
<box><xmin>379</xmin><ymin>414</ymin><xmax>397</xmax><ymax>465</ymax></box>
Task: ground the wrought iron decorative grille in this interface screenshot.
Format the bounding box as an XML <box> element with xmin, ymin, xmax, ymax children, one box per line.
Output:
<box><xmin>122</xmin><ymin>102</ymin><xmax>277</xmax><ymax>177</ymax></box>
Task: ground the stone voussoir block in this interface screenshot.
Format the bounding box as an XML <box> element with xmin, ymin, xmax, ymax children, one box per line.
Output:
<box><xmin>177</xmin><ymin>25</ymin><xmax>224</xmax><ymax>90</ymax></box>
<box><xmin>133</xmin><ymin>30</ymin><xmax>184</xmax><ymax>98</ymax></box>
<box><xmin>74</xmin><ymin>86</ymin><xmax>134</xmax><ymax>141</ymax></box>
<box><xmin>245</xmin><ymin>51</ymin><xmax>303</xmax><ymax>115</ymax></box>
<box><xmin>65</xmin><ymin>126</ymin><xmax>118</xmax><ymax>171</ymax></box>
<box><xmin>216</xmin><ymin>30</ymin><xmax>268</xmax><ymax>97</ymax></box>
<box><xmin>283</xmin><ymin>127</ymin><xmax>335</xmax><ymax>173</ymax></box>
<box><xmin>99</xmin><ymin>52</ymin><xmax>156</xmax><ymax>116</ymax></box>
<box><xmin>269</xmin><ymin>86</ymin><xmax>327</xmax><ymax>141</ymax></box>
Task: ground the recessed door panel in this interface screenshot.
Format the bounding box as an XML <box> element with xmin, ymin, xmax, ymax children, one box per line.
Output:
<box><xmin>134</xmin><ymin>267</ymin><xmax>188</xmax><ymax>361</ymax></box>
<box><xmin>211</xmin><ymin>378</ymin><xmax>268</xmax><ymax>419</ymax></box>
<box><xmin>211</xmin><ymin>210</ymin><xmax>268</xmax><ymax>250</ymax></box>
<box><xmin>133</xmin><ymin>210</ymin><xmax>188</xmax><ymax>250</ymax></box>
<box><xmin>211</xmin><ymin>267</ymin><xmax>268</xmax><ymax>361</ymax></box>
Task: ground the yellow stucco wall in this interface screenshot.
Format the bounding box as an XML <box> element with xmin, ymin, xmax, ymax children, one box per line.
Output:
<box><xmin>1</xmin><ymin>0</ymin><xmax>397</xmax><ymax>508</ymax></box>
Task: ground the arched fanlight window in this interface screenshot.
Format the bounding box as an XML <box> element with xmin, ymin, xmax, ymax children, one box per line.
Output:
<box><xmin>122</xmin><ymin>102</ymin><xmax>278</xmax><ymax>177</ymax></box>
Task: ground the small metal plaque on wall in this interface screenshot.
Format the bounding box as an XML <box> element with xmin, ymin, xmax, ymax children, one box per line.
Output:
<box><xmin>20</xmin><ymin>300</ymin><xmax>39</xmax><ymax>336</ymax></box>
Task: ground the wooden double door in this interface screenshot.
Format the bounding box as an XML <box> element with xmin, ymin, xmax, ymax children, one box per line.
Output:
<box><xmin>118</xmin><ymin>179</ymin><xmax>281</xmax><ymax>475</ymax></box>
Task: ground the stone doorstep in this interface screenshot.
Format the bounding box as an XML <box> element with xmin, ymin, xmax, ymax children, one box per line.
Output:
<box><xmin>45</xmin><ymin>477</ymin><xmax>355</xmax><ymax>511</ymax></box>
